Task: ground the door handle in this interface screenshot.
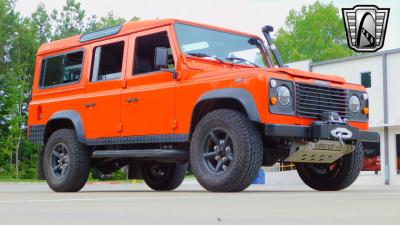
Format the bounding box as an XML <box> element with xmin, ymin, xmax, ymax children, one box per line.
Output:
<box><xmin>127</xmin><ymin>98</ymin><xmax>138</xmax><ymax>103</ymax></box>
<box><xmin>84</xmin><ymin>103</ymin><xmax>96</xmax><ymax>108</ymax></box>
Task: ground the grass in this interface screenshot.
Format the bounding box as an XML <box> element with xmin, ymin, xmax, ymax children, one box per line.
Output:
<box><xmin>0</xmin><ymin>178</ymin><xmax>45</xmax><ymax>182</ymax></box>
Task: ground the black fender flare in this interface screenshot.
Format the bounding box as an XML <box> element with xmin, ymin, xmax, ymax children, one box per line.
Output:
<box><xmin>47</xmin><ymin>110</ymin><xmax>86</xmax><ymax>143</ymax></box>
<box><xmin>192</xmin><ymin>87</ymin><xmax>261</xmax><ymax>124</ymax></box>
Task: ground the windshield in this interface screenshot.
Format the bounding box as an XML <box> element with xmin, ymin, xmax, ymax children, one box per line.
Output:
<box><xmin>174</xmin><ymin>23</ymin><xmax>268</xmax><ymax>68</ymax></box>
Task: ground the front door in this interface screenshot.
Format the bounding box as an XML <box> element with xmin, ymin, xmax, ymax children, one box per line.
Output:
<box><xmin>84</xmin><ymin>36</ymin><xmax>129</xmax><ymax>140</ymax></box>
<box><xmin>121</xmin><ymin>27</ymin><xmax>177</xmax><ymax>137</ymax></box>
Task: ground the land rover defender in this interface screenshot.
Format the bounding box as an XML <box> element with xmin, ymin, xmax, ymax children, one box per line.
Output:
<box><xmin>28</xmin><ymin>19</ymin><xmax>379</xmax><ymax>192</ymax></box>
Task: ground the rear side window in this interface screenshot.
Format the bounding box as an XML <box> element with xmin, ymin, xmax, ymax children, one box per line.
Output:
<box><xmin>91</xmin><ymin>41</ymin><xmax>124</xmax><ymax>81</ymax></box>
<box><xmin>39</xmin><ymin>51</ymin><xmax>83</xmax><ymax>88</ymax></box>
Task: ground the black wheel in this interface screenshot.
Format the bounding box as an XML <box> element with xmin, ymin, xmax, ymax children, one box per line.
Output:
<box><xmin>296</xmin><ymin>142</ymin><xmax>363</xmax><ymax>191</ymax></box>
<box><xmin>43</xmin><ymin>129</ymin><xmax>91</xmax><ymax>192</ymax></box>
<box><xmin>190</xmin><ymin>109</ymin><xmax>263</xmax><ymax>192</ymax></box>
<box><xmin>141</xmin><ymin>161</ymin><xmax>188</xmax><ymax>191</ymax></box>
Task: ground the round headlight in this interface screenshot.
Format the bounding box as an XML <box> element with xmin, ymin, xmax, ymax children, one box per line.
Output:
<box><xmin>349</xmin><ymin>95</ymin><xmax>361</xmax><ymax>113</ymax></box>
<box><xmin>277</xmin><ymin>86</ymin><xmax>291</xmax><ymax>106</ymax></box>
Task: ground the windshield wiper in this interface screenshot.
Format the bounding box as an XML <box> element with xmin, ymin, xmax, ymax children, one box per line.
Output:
<box><xmin>188</xmin><ymin>52</ymin><xmax>225</xmax><ymax>63</ymax></box>
<box><xmin>225</xmin><ymin>57</ymin><xmax>259</xmax><ymax>68</ymax></box>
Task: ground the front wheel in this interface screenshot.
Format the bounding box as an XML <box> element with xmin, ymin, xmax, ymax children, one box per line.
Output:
<box><xmin>190</xmin><ymin>109</ymin><xmax>263</xmax><ymax>192</ymax></box>
<box><xmin>141</xmin><ymin>161</ymin><xmax>188</xmax><ymax>191</ymax></box>
<box><xmin>296</xmin><ymin>142</ymin><xmax>364</xmax><ymax>191</ymax></box>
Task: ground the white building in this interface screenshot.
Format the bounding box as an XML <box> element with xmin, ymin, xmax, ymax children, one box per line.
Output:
<box><xmin>288</xmin><ymin>48</ymin><xmax>400</xmax><ymax>184</ymax></box>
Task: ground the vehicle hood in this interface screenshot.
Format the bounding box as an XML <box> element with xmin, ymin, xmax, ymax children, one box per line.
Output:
<box><xmin>188</xmin><ymin>65</ymin><xmax>346</xmax><ymax>84</ymax></box>
<box><xmin>266</xmin><ymin>68</ymin><xmax>346</xmax><ymax>83</ymax></box>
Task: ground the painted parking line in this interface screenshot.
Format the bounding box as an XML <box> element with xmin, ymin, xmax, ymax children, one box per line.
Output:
<box><xmin>1</xmin><ymin>191</ymin><xmax>400</xmax><ymax>204</ymax></box>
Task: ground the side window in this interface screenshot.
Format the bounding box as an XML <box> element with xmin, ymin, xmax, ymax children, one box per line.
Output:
<box><xmin>133</xmin><ymin>31</ymin><xmax>174</xmax><ymax>75</ymax></box>
<box><xmin>39</xmin><ymin>51</ymin><xmax>83</xmax><ymax>88</ymax></box>
<box><xmin>91</xmin><ymin>41</ymin><xmax>124</xmax><ymax>81</ymax></box>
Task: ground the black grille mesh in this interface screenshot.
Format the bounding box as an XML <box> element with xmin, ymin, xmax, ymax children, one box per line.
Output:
<box><xmin>295</xmin><ymin>83</ymin><xmax>349</xmax><ymax>119</ymax></box>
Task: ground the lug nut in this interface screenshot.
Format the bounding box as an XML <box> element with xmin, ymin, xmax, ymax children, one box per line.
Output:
<box><xmin>219</xmin><ymin>140</ymin><xmax>225</xmax><ymax>145</ymax></box>
<box><xmin>225</xmin><ymin>146</ymin><xmax>231</xmax><ymax>152</ymax></box>
<box><xmin>222</xmin><ymin>165</ymin><xmax>227</xmax><ymax>170</ymax></box>
<box><xmin>215</xmin><ymin>156</ymin><xmax>221</xmax><ymax>161</ymax></box>
<box><xmin>213</xmin><ymin>146</ymin><xmax>218</xmax><ymax>151</ymax></box>
<box><xmin>222</xmin><ymin>157</ymin><xmax>227</xmax><ymax>162</ymax></box>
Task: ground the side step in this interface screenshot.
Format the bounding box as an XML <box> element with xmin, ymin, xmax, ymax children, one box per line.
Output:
<box><xmin>92</xmin><ymin>149</ymin><xmax>188</xmax><ymax>161</ymax></box>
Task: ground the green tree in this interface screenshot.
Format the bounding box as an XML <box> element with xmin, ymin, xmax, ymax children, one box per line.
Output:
<box><xmin>30</xmin><ymin>3</ymin><xmax>52</xmax><ymax>44</ymax></box>
<box><xmin>50</xmin><ymin>0</ymin><xmax>87</xmax><ymax>40</ymax></box>
<box><xmin>275</xmin><ymin>1</ymin><xmax>355</xmax><ymax>63</ymax></box>
<box><xmin>0</xmin><ymin>0</ymin><xmax>38</xmax><ymax>178</ymax></box>
<box><xmin>86</xmin><ymin>11</ymin><xmax>139</xmax><ymax>33</ymax></box>
<box><xmin>87</xmin><ymin>11</ymin><xmax>126</xmax><ymax>32</ymax></box>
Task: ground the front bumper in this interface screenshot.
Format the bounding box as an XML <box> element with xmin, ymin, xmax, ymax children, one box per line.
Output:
<box><xmin>265</xmin><ymin>123</ymin><xmax>379</xmax><ymax>142</ymax></box>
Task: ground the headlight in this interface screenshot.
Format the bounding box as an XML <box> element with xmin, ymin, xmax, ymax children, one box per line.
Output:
<box><xmin>349</xmin><ymin>95</ymin><xmax>361</xmax><ymax>113</ymax></box>
<box><xmin>277</xmin><ymin>86</ymin><xmax>291</xmax><ymax>106</ymax></box>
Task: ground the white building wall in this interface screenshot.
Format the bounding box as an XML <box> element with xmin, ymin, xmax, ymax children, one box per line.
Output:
<box><xmin>386</xmin><ymin>52</ymin><xmax>400</xmax><ymax>178</ymax></box>
<box><xmin>386</xmin><ymin>52</ymin><xmax>400</xmax><ymax>126</ymax></box>
<box><xmin>287</xmin><ymin>60</ymin><xmax>311</xmax><ymax>71</ymax></box>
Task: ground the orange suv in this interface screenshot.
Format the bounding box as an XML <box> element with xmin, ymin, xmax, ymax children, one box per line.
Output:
<box><xmin>28</xmin><ymin>19</ymin><xmax>379</xmax><ymax>192</ymax></box>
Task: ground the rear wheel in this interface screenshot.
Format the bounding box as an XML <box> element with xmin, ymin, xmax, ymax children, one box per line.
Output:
<box><xmin>296</xmin><ymin>142</ymin><xmax>363</xmax><ymax>191</ymax></box>
<box><xmin>43</xmin><ymin>129</ymin><xmax>91</xmax><ymax>192</ymax></box>
<box><xmin>141</xmin><ymin>161</ymin><xmax>188</xmax><ymax>191</ymax></box>
<box><xmin>190</xmin><ymin>109</ymin><xmax>263</xmax><ymax>192</ymax></box>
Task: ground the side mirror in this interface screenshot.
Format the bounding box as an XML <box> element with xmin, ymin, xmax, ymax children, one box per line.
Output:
<box><xmin>154</xmin><ymin>47</ymin><xmax>168</xmax><ymax>68</ymax></box>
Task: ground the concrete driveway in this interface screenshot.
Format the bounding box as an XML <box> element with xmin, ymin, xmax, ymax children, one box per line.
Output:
<box><xmin>0</xmin><ymin>177</ymin><xmax>399</xmax><ymax>225</ymax></box>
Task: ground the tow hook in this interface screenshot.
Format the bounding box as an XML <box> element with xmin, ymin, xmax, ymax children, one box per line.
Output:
<box><xmin>330</xmin><ymin>127</ymin><xmax>352</xmax><ymax>147</ymax></box>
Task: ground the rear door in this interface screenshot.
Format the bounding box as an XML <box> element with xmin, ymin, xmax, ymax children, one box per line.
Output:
<box><xmin>84</xmin><ymin>36</ymin><xmax>129</xmax><ymax>140</ymax></box>
<box><xmin>121</xmin><ymin>26</ymin><xmax>178</xmax><ymax>137</ymax></box>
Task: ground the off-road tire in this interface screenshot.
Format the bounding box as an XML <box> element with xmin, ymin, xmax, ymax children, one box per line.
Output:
<box><xmin>190</xmin><ymin>109</ymin><xmax>263</xmax><ymax>192</ymax></box>
<box><xmin>43</xmin><ymin>129</ymin><xmax>91</xmax><ymax>192</ymax></box>
<box><xmin>141</xmin><ymin>162</ymin><xmax>188</xmax><ymax>191</ymax></box>
<box><xmin>296</xmin><ymin>142</ymin><xmax>363</xmax><ymax>191</ymax></box>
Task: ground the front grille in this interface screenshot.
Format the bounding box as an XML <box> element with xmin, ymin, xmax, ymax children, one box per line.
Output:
<box><xmin>295</xmin><ymin>83</ymin><xmax>349</xmax><ymax>119</ymax></box>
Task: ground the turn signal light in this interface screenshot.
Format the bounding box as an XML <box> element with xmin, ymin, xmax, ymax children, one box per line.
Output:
<box><xmin>270</xmin><ymin>97</ymin><xmax>278</xmax><ymax>105</ymax></box>
<box><xmin>362</xmin><ymin>107</ymin><xmax>369</xmax><ymax>115</ymax></box>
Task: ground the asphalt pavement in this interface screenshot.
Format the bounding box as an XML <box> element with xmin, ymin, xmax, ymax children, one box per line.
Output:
<box><xmin>0</xmin><ymin>175</ymin><xmax>399</xmax><ymax>225</ymax></box>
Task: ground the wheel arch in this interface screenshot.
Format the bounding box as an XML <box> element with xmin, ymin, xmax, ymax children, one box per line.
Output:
<box><xmin>44</xmin><ymin>110</ymin><xmax>85</xmax><ymax>144</ymax></box>
<box><xmin>189</xmin><ymin>88</ymin><xmax>261</xmax><ymax>137</ymax></box>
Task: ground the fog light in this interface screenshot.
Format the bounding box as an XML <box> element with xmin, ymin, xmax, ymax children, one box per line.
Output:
<box><xmin>362</xmin><ymin>107</ymin><xmax>369</xmax><ymax>115</ymax></box>
<box><xmin>270</xmin><ymin>97</ymin><xmax>278</xmax><ymax>105</ymax></box>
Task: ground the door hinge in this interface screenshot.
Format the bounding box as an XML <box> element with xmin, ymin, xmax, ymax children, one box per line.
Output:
<box><xmin>172</xmin><ymin>119</ymin><xmax>178</xmax><ymax>129</ymax></box>
<box><xmin>117</xmin><ymin>123</ymin><xmax>123</xmax><ymax>133</ymax></box>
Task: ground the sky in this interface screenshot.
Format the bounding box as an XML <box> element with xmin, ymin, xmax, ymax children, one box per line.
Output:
<box><xmin>15</xmin><ymin>0</ymin><xmax>400</xmax><ymax>50</ymax></box>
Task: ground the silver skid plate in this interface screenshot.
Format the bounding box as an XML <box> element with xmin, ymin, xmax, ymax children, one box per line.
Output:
<box><xmin>284</xmin><ymin>140</ymin><xmax>354</xmax><ymax>164</ymax></box>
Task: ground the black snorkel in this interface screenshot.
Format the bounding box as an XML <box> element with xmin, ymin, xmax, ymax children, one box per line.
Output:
<box><xmin>248</xmin><ymin>37</ymin><xmax>274</xmax><ymax>67</ymax></box>
<box><xmin>262</xmin><ymin>25</ymin><xmax>284</xmax><ymax>67</ymax></box>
